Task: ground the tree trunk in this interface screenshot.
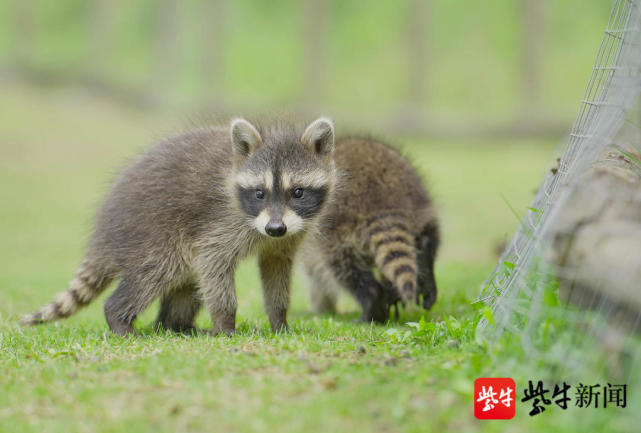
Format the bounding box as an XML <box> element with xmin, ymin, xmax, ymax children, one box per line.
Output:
<box><xmin>549</xmin><ymin>144</ymin><xmax>641</xmax><ymax>332</ymax></box>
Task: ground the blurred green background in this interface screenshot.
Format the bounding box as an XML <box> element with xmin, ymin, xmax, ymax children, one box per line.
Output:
<box><xmin>0</xmin><ymin>0</ymin><xmax>610</xmax><ymax>134</ymax></box>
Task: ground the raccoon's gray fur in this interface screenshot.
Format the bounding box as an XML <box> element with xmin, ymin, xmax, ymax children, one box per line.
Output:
<box><xmin>299</xmin><ymin>136</ymin><xmax>439</xmax><ymax>322</ymax></box>
<box><xmin>21</xmin><ymin>117</ymin><xmax>337</xmax><ymax>336</ymax></box>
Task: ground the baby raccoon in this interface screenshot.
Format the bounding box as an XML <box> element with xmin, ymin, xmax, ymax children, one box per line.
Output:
<box><xmin>300</xmin><ymin>136</ymin><xmax>439</xmax><ymax>323</ymax></box>
<box><xmin>22</xmin><ymin>117</ymin><xmax>337</xmax><ymax>336</ymax></box>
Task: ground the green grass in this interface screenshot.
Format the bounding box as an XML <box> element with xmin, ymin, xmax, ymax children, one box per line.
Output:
<box><xmin>0</xmin><ymin>82</ymin><xmax>633</xmax><ymax>432</ymax></box>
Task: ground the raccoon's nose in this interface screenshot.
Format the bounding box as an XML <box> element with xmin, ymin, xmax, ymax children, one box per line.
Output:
<box><xmin>265</xmin><ymin>221</ymin><xmax>287</xmax><ymax>237</ymax></box>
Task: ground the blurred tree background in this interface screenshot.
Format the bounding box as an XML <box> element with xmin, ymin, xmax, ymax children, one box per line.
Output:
<box><xmin>0</xmin><ymin>0</ymin><xmax>611</xmax><ymax>137</ymax></box>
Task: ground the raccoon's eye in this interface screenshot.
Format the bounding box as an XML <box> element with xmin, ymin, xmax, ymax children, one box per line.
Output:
<box><xmin>293</xmin><ymin>187</ymin><xmax>304</xmax><ymax>199</ymax></box>
<box><xmin>255</xmin><ymin>189</ymin><xmax>265</xmax><ymax>199</ymax></box>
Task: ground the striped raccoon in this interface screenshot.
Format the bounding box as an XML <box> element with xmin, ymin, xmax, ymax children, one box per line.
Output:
<box><xmin>22</xmin><ymin>117</ymin><xmax>337</xmax><ymax>336</ymax></box>
<box><xmin>300</xmin><ymin>136</ymin><xmax>439</xmax><ymax>323</ymax></box>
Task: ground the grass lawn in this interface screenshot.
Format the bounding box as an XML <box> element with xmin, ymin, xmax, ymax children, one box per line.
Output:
<box><xmin>0</xmin><ymin>81</ymin><xmax>631</xmax><ymax>432</ymax></box>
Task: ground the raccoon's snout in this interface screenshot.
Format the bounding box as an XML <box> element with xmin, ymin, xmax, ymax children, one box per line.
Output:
<box><xmin>265</xmin><ymin>221</ymin><xmax>287</xmax><ymax>237</ymax></box>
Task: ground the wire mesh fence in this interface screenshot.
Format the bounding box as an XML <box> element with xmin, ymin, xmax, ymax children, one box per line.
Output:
<box><xmin>477</xmin><ymin>0</ymin><xmax>641</xmax><ymax>418</ymax></box>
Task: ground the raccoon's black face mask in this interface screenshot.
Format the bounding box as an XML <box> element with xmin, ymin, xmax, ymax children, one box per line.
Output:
<box><xmin>229</xmin><ymin>117</ymin><xmax>335</xmax><ymax>238</ymax></box>
<box><xmin>235</xmin><ymin>171</ymin><xmax>328</xmax><ymax>238</ymax></box>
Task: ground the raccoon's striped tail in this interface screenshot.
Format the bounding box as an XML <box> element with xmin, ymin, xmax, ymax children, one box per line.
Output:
<box><xmin>365</xmin><ymin>212</ymin><xmax>418</xmax><ymax>305</ymax></box>
<box><xmin>21</xmin><ymin>257</ymin><xmax>114</xmax><ymax>326</ymax></box>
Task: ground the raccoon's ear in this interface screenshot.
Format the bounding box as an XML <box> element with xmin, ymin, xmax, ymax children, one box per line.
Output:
<box><xmin>230</xmin><ymin>118</ymin><xmax>263</xmax><ymax>159</ymax></box>
<box><xmin>301</xmin><ymin>117</ymin><xmax>335</xmax><ymax>156</ymax></box>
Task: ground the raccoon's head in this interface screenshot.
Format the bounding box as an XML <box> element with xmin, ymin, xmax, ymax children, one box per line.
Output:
<box><xmin>230</xmin><ymin>117</ymin><xmax>336</xmax><ymax>238</ymax></box>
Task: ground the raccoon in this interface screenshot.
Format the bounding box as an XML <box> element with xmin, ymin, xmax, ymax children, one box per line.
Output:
<box><xmin>21</xmin><ymin>117</ymin><xmax>337</xmax><ymax>336</ymax></box>
<box><xmin>300</xmin><ymin>136</ymin><xmax>439</xmax><ymax>323</ymax></box>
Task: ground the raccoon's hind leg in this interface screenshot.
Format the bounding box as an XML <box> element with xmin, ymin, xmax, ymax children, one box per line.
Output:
<box><xmin>309</xmin><ymin>277</ymin><xmax>338</xmax><ymax>315</ymax></box>
<box><xmin>303</xmin><ymin>259</ymin><xmax>339</xmax><ymax>314</ymax></box>
<box><xmin>104</xmin><ymin>274</ymin><xmax>169</xmax><ymax>336</ymax></box>
<box><xmin>155</xmin><ymin>283</ymin><xmax>202</xmax><ymax>334</ymax></box>
<box><xmin>329</xmin><ymin>248</ymin><xmax>391</xmax><ymax>323</ymax></box>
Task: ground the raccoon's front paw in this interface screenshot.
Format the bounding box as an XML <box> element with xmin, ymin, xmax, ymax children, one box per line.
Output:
<box><xmin>361</xmin><ymin>299</ymin><xmax>390</xmax><ymax>324</ymax></box>
<box><xmin>269</xmin><ymin>319</ymin><xmax>289</xmax><ymax>333</ymax></box>
<box><xmin>380</xmin><ymin>285</ymin><xmax>403</xmax><ymax>321</ymax></box>
<box><xmin>419</xmin><ymin>288</ymin><xmax>437</xmax><ymax>310</ymax></box>
<box><xmin>155</xmin><ymin>321</ymin><xmax>202</xmax><ymax>336</ymax></box>
<box><xmin>210</xmin><ymin>327</ymin><xmax>235</xmax><ymax>337</ymax></box>
<box><xmin>360</xmin><ymin>311</ymin><xmax>388</xmax><ymax>324</ymax></box>
<box><xmin>271</xmin><ymin>322</ymin><xmax>289</xmax><ymax>333</ymax></box>
<box><xmin>267</xmin><ymin>309</ymin><xmax>289</xmax><ymax>333</ymax></box>
<box><xmin>212</xmin><ymin>313</ymin><xmax>236</xmax><ymax>337</ymax></box>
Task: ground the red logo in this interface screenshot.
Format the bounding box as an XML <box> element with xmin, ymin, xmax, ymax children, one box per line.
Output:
<box><xmin>474</xmin><ymin>378</ymin><xmax>516</xmax><ymax>419</ymax></box>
